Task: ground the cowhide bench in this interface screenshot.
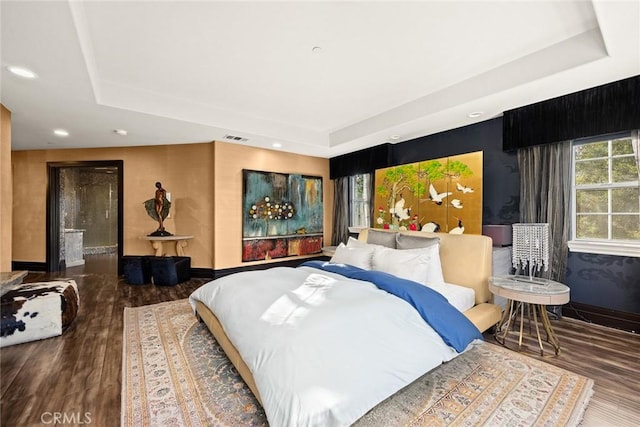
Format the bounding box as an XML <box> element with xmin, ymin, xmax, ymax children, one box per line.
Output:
<box><xmin>0</xmin><ymin>279</ymin><xmax>79</xmax><ymax>347</ymax></box>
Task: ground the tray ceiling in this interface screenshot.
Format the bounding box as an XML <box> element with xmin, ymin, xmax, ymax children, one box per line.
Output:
<box><xmin>2</xmin><ymin>1</ymin><xmax>638</xmax><ymax>157</ymax></box>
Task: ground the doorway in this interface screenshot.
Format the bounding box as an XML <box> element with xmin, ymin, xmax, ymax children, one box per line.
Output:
<box><xmin>47</xmin><ymin>161</ymin><xmax>123</xmax><ymax>273</ymax></box>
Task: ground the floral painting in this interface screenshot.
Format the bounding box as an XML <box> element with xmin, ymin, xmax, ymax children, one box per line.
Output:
<box><xmin>374</xmin><ymin>151</ymin><xmax>483</xmax><ymax>234</ymax></box>
<box><xmin>242</xmin><ymin>170</ymin><xmax>323</xmax><ymax>261</ymax></box>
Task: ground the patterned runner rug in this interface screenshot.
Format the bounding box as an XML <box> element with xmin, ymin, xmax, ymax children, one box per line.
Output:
<box><xmin>122</xmin><ymin>299</ymin><xmax>593</xmax><ymax>426</ymax></box>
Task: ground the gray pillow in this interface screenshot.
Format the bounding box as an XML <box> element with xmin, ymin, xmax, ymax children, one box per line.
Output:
<box><xmin>396</xmin><ymin>233</ymin><xmax>440</xmax><ymax>250</ymax></box>
<box><xmin>366</xmin><ymin>229</ymin><xmax>397</xmax><ymax>248</ymax></box>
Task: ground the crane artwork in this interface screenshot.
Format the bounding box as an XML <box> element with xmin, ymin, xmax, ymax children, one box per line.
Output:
<box><xmin>374</xmin><ymin>152</ymin><xmax>482</xmax><ymax>234</ymax></box>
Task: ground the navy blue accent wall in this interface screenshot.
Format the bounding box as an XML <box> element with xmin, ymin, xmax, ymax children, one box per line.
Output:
<box><xmin>330</xmin><ymin>116</ymin><xmax>640</xmax><ymax>316</ymax></box>
<box><xmin>565</xmin><ymin>253</ymin><xmax>640</xmax><ymax>314</ymax></box>
<box><xmin>391</xmin><ymin>117</ymin><xmax>520</xmax><ymax>225</ymax></box>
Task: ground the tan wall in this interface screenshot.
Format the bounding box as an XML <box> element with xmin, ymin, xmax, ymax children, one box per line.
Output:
<box><xmin>213</xmin><ymin>142</ymin><xmax>332</xmax><ymax>269</ymax></box>
<box><xmin>0</xmin><ymin>106</ymin><xmax>12</xmax><ymax>271</ymax></box>
<box><xmin>11</xmin><ymin>143</ymin><xmax>215</xmax><ymax>268</ymax></box>
<box><xmin>11</xmin><ymin>140</ymin><xmax>332</xmax><ymax>271</ymax></box>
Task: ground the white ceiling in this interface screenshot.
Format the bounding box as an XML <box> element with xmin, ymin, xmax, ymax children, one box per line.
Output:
<box><xmin>2</xmin><ymin>1</ymin><xmax>639</xmax><ymax>158</ymax></box>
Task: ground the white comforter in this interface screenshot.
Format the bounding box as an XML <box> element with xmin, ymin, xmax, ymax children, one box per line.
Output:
<box><xmin>189</xmin><ymin>265</ymin><xmax>460</xmax><ymax>427</ymax></box>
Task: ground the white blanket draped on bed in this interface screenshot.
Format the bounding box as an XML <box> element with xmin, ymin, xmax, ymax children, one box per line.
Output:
<box><xmin>189</xmin><ymin>265</ymin><xmax>462</xmax><ymax>427</ymax></box>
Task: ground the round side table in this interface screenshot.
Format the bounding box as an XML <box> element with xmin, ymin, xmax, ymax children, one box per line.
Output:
<box><xmin>489</xmin><ymin>275</ymin><xmax>570</xmax><ymax>356</ymax></box>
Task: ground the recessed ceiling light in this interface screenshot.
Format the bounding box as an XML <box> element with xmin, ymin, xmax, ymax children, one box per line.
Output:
<box><xmin>272</xmin><ymin>142</ymin><xmax>282</xmax><ymax>148</ymax></box>
<box><xmin>53</xmin><ymin>129</ymin><xmax>69</xmax><ymax>137</ymax></box>
<box><xmin>114</xmin><ymin>129</ymin><xmax>128</xmax><ymax>136</ymax></box>
<box><xmin>468</xmin><ymin>111</ymin><xmax>484</xmax><ymax>118</ymax></box>
<box><xmin>390</xmin><ymin>135</ymin><xmax>401</xmax><ymax>141</ymax></box>
<box><xmin>7</xmin><ymin>66</ymin><xmax>37</xmax><ymax>79</ymax></box>
<box><xmin>311</xmin><ymin>46</ymin><xmax>323</xmax><ymax>53</ymax></box>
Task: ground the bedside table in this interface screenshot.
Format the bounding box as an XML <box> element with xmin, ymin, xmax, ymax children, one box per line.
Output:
<box><xmin>489</xmin><ymin>275</ymin><xmax>570</xmax><ymax>356</ymax></box>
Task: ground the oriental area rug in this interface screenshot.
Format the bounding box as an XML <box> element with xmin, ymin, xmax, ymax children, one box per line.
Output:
<box><xmin>122</xmin><ymin>299</ymin><xmax>593</xmax><ymax>426</ymax></box>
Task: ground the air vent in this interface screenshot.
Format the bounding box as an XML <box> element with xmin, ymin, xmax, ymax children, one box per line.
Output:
<box><xmin>223</xmin><ymin>134</ymin><xmax>249</xmax><ymax>142</ymax></box>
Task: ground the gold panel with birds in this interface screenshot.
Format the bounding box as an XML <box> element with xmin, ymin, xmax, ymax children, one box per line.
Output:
<box><xmin>374</xmin><ymin>151</ymin><xmax>483</xmax><ymax>234</ymax></box>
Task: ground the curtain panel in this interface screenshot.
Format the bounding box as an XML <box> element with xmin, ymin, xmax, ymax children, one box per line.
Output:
<box><xmin>633</xmin><ymin>132</ymin><xmax>640</xmax><ymax>223</ymax></box>
<box><xmin>517</xmin><ymin>141</ymin><xmax>571</xmax><ymax>282</ymax></box>
<box><xmin>368</xmin><ymin>172</ymin><xmax>376</xmax><ymax>230</ymax></box>
<box><xmin>632</xmin><ymin>131</ymin><xmax>640</xmax><ymax>182</ymax></box>
<box><xmin>332</xmin><ymin>177</ymin><xmax>350</xmax><ymax>246</ymax></box>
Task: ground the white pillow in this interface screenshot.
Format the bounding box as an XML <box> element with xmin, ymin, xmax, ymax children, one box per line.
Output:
<box><xmin>370</xmin><ymin>246</ymin><xmax>428</xmax><ymax>285</ymax></box>
<box><xmin>414</xmin><ymin>244</ymin><xmax>446</xmax><ymax>285</ymax></box>
<box><xmin>330</xmin><ymin>243</ymin><xmax>374</xmax><ymax>270</ymax></box>
<box><xmin>346</xmin><ymin>236</ymin><xmax>380</xmax><ymax>249</ymax></box>
<box><xmin>371</xmin><ymin>245</ymin><xmax>445</xmax><ymax>286</ymax></box>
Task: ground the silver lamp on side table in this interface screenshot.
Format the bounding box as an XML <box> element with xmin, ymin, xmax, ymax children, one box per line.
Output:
<box><xmin>511</xmin><ymin>223</ymin><xmax>550</xmax><ymax>284</ymax></box>
<box><xmin>489</xmin><ymin>222</ymin><xmax>571</xmax><ymax>356</ymax></box>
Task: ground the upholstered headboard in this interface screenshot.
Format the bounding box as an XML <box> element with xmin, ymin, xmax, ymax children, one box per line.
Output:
<box><xmin>357</xmin><ymin>228</ymin><xmax>493</xmax><ymax>305</ymax></box>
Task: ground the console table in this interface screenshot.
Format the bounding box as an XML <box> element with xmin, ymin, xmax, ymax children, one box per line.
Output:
<box><xmin>489</xmin><ymin>275</ymin><xmax>570</xmax><ymax>356</ymax></box>
<box><xmin>142</xmin><ymin>235</ymin><xmax>194</xmax><ymax>257</ymax></box>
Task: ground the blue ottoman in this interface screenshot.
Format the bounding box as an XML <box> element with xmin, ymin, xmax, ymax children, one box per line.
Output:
<box><xmin>150</xmin><ymin>256</ymin><xmax>191</xmax><ymax>286</ymax></box>
<box><xmin>123</xmin><ymin>256</ymin><xmax>153</xmax><ymax>285</ymax></box>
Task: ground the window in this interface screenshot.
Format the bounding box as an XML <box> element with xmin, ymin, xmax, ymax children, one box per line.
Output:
<box><xmin>348</xmin><ymin>174</ymin><xmax>371</xmax><ymax>232</ymax></box>
<box><xmin>569</xmin><ymin>131</ymin><xmax>640</xmax><ymax>257</ymax></box>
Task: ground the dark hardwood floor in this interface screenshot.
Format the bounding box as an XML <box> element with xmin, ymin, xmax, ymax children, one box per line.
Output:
<box><xmin>1</xmin><ymin>254</ymin><xmax>208</xmax><ymax>426</ymax></box>
<box><xmin>1</xmin><ymin>255</ymin><xmax>638</xmax><ymax>426</ymax></box>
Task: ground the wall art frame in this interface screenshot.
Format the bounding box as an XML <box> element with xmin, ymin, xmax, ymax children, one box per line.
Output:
<box><xmin>374</xmin><ymin>151</ymin><xmax>483</xmax><ymax>235</ymax></box>
<box><xmin>242</xmin><ymin>169</ymin><xmax>323</xmax><ymax>262</ymax></box>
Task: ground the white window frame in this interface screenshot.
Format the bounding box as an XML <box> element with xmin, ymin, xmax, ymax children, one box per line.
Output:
<box><xmin>568</xmin><ymin>130</ymin><xmax>640</xmax><ymax>257</ymax></box>
<box><xmin>348</xmin><ymin>173</ymin><xmax>371</xmax><ymax>234</ymax></box>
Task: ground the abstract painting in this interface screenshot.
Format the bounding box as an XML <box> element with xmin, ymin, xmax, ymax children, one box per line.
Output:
<box><xmin>242</xmin><ymin>170</ymin><xmax>323</xmax><ymax>261</ymax></box>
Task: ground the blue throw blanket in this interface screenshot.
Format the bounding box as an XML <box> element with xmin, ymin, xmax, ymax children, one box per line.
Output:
<box><xmin>300</xmin><ymin>261</ymin><xmax>482</xmax><ymax>352</ymax></box>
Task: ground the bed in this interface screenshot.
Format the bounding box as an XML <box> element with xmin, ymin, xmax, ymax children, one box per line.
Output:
<box><xmin>355</xmin><ymin>229</ymin><xmax>501</xmax><ymax>332</ymax></box>
<box><xmin>189</xmin><ymin>228</ymin><xmax>501</xmax><ymax>426</ymax></box>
